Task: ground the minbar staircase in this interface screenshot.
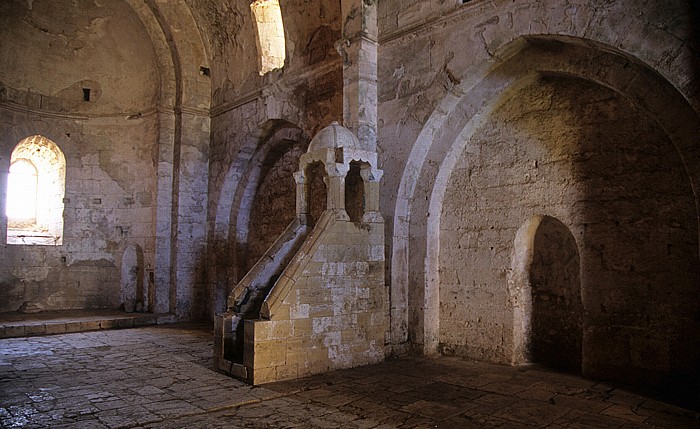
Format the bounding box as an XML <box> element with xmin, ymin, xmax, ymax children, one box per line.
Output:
<box><xmin>214</xmin><ymin>122</ymin><xmax>387</xmax><ymax>385</ymax></box>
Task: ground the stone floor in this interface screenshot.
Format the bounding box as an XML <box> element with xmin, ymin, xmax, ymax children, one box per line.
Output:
<box><xmin>0</xmin><ymin>323</ymin><xmax>697</xmax><ymax>429</ymax></box>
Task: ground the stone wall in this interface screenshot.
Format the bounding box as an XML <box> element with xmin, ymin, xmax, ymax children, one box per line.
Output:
<box><xmin>0</xmin><ymin>110</ymin><xmax>159</xmax><ymax>313</ymax></box>
<box><xmin>0</xmin><ymin>0</ymin><xmax>211</xmax><ymax>318</ymax></box>
<box><xmin>245</xmin><ymin>211</ymin><xmax>386</xmax><ymax>384</ymax></box>
<box><xmin>376</xmin><ymin>0</ymin><xmax>700</xmax><ymax>393</ymax></box>
<box><xmin>246</xmin><ymin>144</ymin><xmax>305</xmax><ymax>273</ymax></box>
<box><xmin>438</xmin><ymin>75</ymin><xmax>698</xmax><ymax>386</ymax></box>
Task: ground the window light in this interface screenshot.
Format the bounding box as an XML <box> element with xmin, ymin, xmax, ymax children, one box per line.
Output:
<box><xmin>251</xmin><ymin>0</ymin><xmax>286</xmax><ymax>75</ymax></box>
<box><xmin>6</xmin><ymin>135</ymin><xmax>66</xmax><ymax>245</ymax></box>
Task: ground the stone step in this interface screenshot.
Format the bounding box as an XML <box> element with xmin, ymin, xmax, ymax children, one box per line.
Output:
<box><xmin>0</xmin><ymin>310</ymin><xmax>177</xmax><ymax>339</ymax></box>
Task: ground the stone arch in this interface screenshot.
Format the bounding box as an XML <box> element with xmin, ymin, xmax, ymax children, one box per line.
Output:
<box><xmin>126</xmin><ymin>0</ymin><xmax>210</xmax><ymax>112</ymax></box>
<box><xmin>124</xmin><ymin>0</ymin><xmax>177</xmax><ymax>109</ymax></box>
<box><xmin>211</xmin><ymin>120</ymin><xmax>308</xmax><ymax>314</ymax></box>
<box><xmin>2</xmin><ymin>124</ymin><xmax>76</xmax><ymax>162</ymax></box>
<box><xmin>1</xmin><ymin>124</ymin><xmax>75</xmax><ymax>245</ymax></box>
<box><xmin>394</xmin><ymin>30</ymin><xmax>699</xmax><ymax>395</ymax></box>
<box><xmin>232</xmin><ymin>126</ymin><xmax>308</xmax><ymax>275</ymax></box>
<box><xmin>214</xmin><ymin>121</ymin><xmax>308</xmax><ymax>239</ymax></box>
<box><xmin>393</xmin><ymin>33</ymin><xmax>700</xmax><ymax>358</ymax></box>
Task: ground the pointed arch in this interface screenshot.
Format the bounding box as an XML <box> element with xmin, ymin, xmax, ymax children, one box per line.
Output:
<box><xmin>209</xmin><ymin>121</ymin><xmax>309</xmax><ymax>316</ymax></box>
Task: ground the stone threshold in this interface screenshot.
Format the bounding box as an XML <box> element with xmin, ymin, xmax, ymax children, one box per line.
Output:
<box><xmin>0</xmin><ymin>309</ymin><xmax>177</xmax><ymax>339</ymax></box>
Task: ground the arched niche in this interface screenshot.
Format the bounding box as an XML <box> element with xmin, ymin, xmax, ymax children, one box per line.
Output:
<box><xmin>120</xmin><ymin>243</ymin><xmax>145</xmax><ymax>313</ymax></box>
<box><xmin>211</xmin><ymin>121</ymin><xmax>308</xmax><ymax>315</ymax></box>
<box><xmin>529</xmin><ymin>216</ymin><xmax>582</xmax><ymax>372</ymax></box>
<box><xmin>436</xmin><ymin>69</ymin><xmax>697</xmax><ymax>384</ymax></box>
<box><xmin>238</xmin><ymin>139</ymin><xmax>306</xmax><ymax>275</ymax></box>
<box><xmin>394</xmin><ymin>34</ymin><xmax>700</xmax><ymax>367</ymax></box>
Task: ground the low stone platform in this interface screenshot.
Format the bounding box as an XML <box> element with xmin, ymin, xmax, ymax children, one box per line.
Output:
<box><xmin>0</xmin><ymin>310</ymin><xmax>177</xmax><ymax>339</ymax></box>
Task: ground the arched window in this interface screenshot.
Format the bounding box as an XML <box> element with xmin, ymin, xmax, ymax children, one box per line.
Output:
<box><xmin>250</xmin><ymin>0</ymin><xmax>286</xmax><ymax>75</ymax></box>
<box><xmin>6</xmin><ymin>135</ymin><xmax>66</xmax><ymax>245</ymax></box>
<box><xmin>7</xmin><ymin>160</ymin><xmax>38</xmax><ymax>223</ymax></box>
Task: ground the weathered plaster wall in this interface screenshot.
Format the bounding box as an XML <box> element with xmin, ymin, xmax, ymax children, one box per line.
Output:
<box><xmin>0</xmin><ymin>0</ymin><xmax>158</xmax><ymax>115</ymax></box>
<box><xmin>0</xmin><ymin>0</ymin><xmax>211</xmax><ymax>319</ymax></box>
<box><xmin>188</xmin><ymin>0</ymin><xmax>341</xmax><ymax>106</ymax></box>
<box><xmin>0</xmin><ymin>0</ymin><xmax>161</xmax><ymax>313</ymax></box>
<box><xmin>0</xmin><ymin>111</ymin><xmax>160</xmax><ymax>313</ymax></box>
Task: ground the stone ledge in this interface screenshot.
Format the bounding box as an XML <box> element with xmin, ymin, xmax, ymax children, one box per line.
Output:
<box><xmin>0</xmin><ymin>309</ymin><xmax>177</xmax><ymax>339</ymax></box>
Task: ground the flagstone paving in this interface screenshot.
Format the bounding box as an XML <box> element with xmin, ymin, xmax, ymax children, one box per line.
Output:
<box><xmin>0</xmin><ymin>323</ymin><xmax>697</xmax><ymax>428</ymax></box>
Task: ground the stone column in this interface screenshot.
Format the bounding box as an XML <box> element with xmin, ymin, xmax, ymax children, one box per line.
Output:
<box><xmin>338</xmin><ymin>0</ymin><xmax>378</xmax><ymax>152</ymax></box>
<box><xmin>154</xmin><ymin>110</ymin><xmax>176</xmax><ymax>315</ymax></box>
<box><xmin>293</xmin><ymin>169</ymin><xmax>314</xmax><ymax>226</ymax></box>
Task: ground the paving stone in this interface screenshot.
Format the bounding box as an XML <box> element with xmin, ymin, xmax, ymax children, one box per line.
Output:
<box><xmin>550</xmin><ymin>393</ymin><xmax>612</xmax><ymax>413</ymax></box>
<box><xmin>645</xmin><ymin>410</ymin><xmax>700</xmax><ymax>428</ymax></box>
<box><xmin>563</xmin><ymin>412</ymin><xmax>633</xmax><ymax>429</ymax></box>
<box><xmin>493</xmin><ymin>399</ymin><xmax>573</xmax><ymax>426</ymax></box>
<box><xmin>399</xmin><ymin>399</ymin><xmax>463</xmax><ymax>420</ymax></box>
<box><xmin>601</xmin><ymin>404</ymin><xmax>655</xmax><ymax>423</ymax></box>
<box><xmin>0</xmin><ymin>323</ymin><xmax>696</xmax><ymax>428</ymax></box>
<box><xmin>517</xmin><ymin>386</ymin><xmax>556</xmax><ymax>402</ymax></box>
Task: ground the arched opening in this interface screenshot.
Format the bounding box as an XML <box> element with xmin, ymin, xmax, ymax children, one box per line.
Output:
<box><xmin>345</xmin><ymin>161</ymin><xmax>365</xmax><ymax>223</ymax></box>
<box><xmin>306</xmin><ymin>161</ymin><xmax>327</xmax><ymax>224</ymax></box>
<box><xmin>530</xmin><ymin>216</ymin><xmax>582</xmax><ymax>373</ymax></box>
<box><xmin>250</xmin><ymin>0</ymin><xmax>286</xmax><ymax>75</ymax></box>
<box><xmin>6</xmin><ymin>135</ymin><xmax>66</xmax><ymax>245</ymax></box>
<box><xmin>212</xmin><ymin>122</ymin><xmax>308</xmax><ymax>316</ymax></box>
<box><xmin>243</xmin><ymin>141</ymin><xmax>305</xmax><ymax>274</ymax></box>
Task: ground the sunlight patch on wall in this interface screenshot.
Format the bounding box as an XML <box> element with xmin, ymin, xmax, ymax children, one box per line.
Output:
<box><xmin>251</xmin><ymin>0</ymin><xmax>286</xmax><ymax>75</ymax></box>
